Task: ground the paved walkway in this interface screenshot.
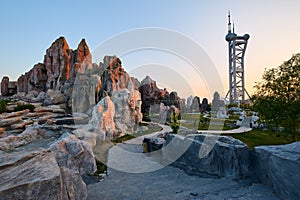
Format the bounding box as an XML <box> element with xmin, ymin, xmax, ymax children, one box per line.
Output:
<box><xmin>86</xmin><ymin>123</ymin><xmax>271</xmax><ymax>200</ymax></box>
<box><xmin>87</xmin><ymin>143</ymin><xmax>279</xmax><ymax>200</ymax></box>
<box><xmin>123</xmin><ymin>124</ymin><xmax>172</xmax><ymax>145</ymax></box>
<box><xmin>198</xmin><ymin>126</ymin><xmax>252</xmax><ymax>135</ymax></box>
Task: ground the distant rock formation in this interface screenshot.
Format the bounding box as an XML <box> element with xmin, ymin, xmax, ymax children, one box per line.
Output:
<box><xmin>1</xmin><ymin>76</ymin><xmax>17</xmax><ymax>96</ymax></box>
<box><xmin>139</xmin><ymin>76</ymin><xmax>181</xmax><ymax>121</ymax></box>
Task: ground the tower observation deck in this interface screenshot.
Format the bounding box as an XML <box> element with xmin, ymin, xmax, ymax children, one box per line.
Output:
<box><xmin>225</xmin><ymin>11</ymin><xmax>251</xmax><ymax>104</ymax></box>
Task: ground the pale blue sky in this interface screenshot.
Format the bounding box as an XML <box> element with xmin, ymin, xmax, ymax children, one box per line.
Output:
<box><xmin>1</xmin><ymin>0</ymin><xmax>300</xmax><ymax>99</ymax></box>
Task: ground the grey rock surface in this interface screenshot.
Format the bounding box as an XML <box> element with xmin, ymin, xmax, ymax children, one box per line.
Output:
<box><xmin>50</xmin><ymin>133</ymin><xmax>97</xmax><ymax>175</ymax></box>
<box><xmin>164</xmin><ymin>134</ymin><xmax>250</xmax><ymax>179</ymax></box>
<box><xmin>253</xmin><ymin>142</ymin><xmax>300</xmax><ymax>200</ymax></box>
<box><xmin>0</xmin><ymin>149</ymin><xmax>88</xmax><ymax>200</ymax></box>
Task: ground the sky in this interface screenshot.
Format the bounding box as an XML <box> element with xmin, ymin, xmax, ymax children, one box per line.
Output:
<box><xmin>1</xmin><ymin>0</ymin><xmax>300</xmax><ymax>100</ymax></box>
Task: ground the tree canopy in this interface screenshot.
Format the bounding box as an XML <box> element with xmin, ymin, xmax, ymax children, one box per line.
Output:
<box><xmin>252</xmin><ymin>53</ymin><xmax>300</xmax><ymax>139</ymax></box>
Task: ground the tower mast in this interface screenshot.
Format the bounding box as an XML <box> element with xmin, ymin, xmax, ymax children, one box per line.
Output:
<box><xmin>225</xmin><ymin>11</ymin><xmax>251</xmax><ymax>104</ymax></box>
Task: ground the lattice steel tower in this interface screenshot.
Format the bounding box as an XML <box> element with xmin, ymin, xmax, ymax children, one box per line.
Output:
<box><xmin>225</xmin><ymin>11</ymin><xmax>251</xmax><ymax>104</ymax></box>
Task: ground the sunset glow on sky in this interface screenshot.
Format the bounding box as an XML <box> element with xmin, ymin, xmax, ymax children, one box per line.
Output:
<box><xmin>1</xmin><ymin>0</ymin><xmax>300</xmax><ymax>100</ymax></box>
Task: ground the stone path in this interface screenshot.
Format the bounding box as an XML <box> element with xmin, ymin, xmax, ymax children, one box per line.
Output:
<box><xmin>198</xmin><ymin>126</ymin><xmax>252</xmax><ymax>135</ymax></box>
<box><xmin>123</xmin><ymin>124</ymin><xmax>172</xmax><ymax>145</ymax></box>
<box><xmin>87</xmin><ymin>123</ymin><xmax>277</xmax><ymax>199</ymax></box>
<box><xmin>87</xmin><ymin>143</ymin><xmax>279</xmax><ymax>200</ymax></box>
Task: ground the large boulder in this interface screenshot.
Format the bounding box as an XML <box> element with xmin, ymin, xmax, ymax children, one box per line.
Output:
<box><xmin>50</xmin><ymin>133</ymin><xmax>97</xmax><ymax>175</ymax></box>
<box><xmin>253</xmin><ymin>142</ymin><xmax>300</xmax><ymax>200</ymax></box>
<box><xmin>112</xmin><ymin>88</ymin><xmax>142</xmax><ymax>134</ymax></box>
<box><xmin>164</xmin><ymin>133</ymin><xmax>250</xmax><ymax>179</ymax></box>
<box><xmin>0</xmin><ymin>150</ymin><xmax>88</xmax><ymax>200</ymax></box>
<box><xmin>44</xmin><ymin>89</ymin><xmax>67</xmax><ymax>105</ymax></box>
<box><xmin>87</xmin><ymin>96</ymin><xmax>116</xmax><ymax>139</ymax></box>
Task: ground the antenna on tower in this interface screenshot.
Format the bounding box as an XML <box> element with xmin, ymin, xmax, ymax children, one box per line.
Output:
<box><xmin>233</xmin><ymin>21</ymin><xmax>235</xmax><ymax>33</ymax></box>
<box><xmin>228</xmin><ymin>10</ymin><xmax>232</xmax><ymax>33</ymax></box>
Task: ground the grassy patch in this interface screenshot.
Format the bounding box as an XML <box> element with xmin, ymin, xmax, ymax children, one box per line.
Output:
<box><xmin>229</xmin><ymin>129</ymin><xmax>299</xmax><ymax>149</ymax></box>
<box><xmin>94</xmin><ymin>159</ymin><xmax>107</xmax><ymax>175</ymax></box>
<box><xmin>0</xmin><ymin>99</ymin><xmax>10</xmax><ymax>113</ymax></box>
<box><xmin>113</xmin><ymin>134</ymin><xmax>135</xmax><ymax>143</ymax></box>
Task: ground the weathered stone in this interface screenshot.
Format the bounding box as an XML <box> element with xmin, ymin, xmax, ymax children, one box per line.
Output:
<box><xmin>0</xmin><ymin>117</ymin><xmax>23</xmax><ymax>127</ymax></box>
<box><xmin>0</xmin><ymin>127</ymin><xmax>41</xmax><ymax>151</ymax></box>
<box><xmin>60</xmin><ymin>167</ymin><xmax>88</xmax><ymax>200</ymax></box>
<box><xmin>72</xmin><ymin>74</ymin><xmax>101</xmax><ymax>115</ymax></box>
<box><xmin>0</xmin><ymin>150</ymin><xmax>88</xmax><ymax>200</ymax></box>
<box><xmin>1</xmin><ymin>76</ymin><xmax>9</xmax><ymax>96</ymax></box>
<box><xmin>98</xmin><ymin>56</ymin><xmax>132</xmax><ymax>100</ymax></box>
<box><xmin>72</xmin><ymin>129</ymin><xmax>96</xmax><ymax>147</ymax></box>
<box><xmin>190</xmin><ymin>96</ymin><xmax>201</xmax><ymax>113</ymax></box>
<box><xmin>164</xmin><ymin>133</ymin><xmax>250</xmax><ymax>179</ymax></box>
<box><xmin>44</xmin><ymin>89</ymin><xmax>67</xmax><ymax>105</ymax></box>
<box><xmin>112</xmin><ymin>88</ymin><xmax>142</xmax><ymax>134</ymax></box>
<box><xmin>50</xmin><ymin>133</ymin><xmax>97</xmax><ymax>175</ymax></box>
<box><xmin>0</xmin><ymin>150</ymin><xmax>62</xmax><ymax>199</ymax></box>
<box><xmin>10</xmin><ymin>120</ymin><xmax>34</xmax><ymax>129</ymax></box>
<box><xmin>253</xmin><ymin>142</ymin><xmax>300</xmax><ymax>200</ymax></box>
<box><xmin>44</xmin><ymin>37</ymin><xmax>71</xmax><ymax>91</ymax></box>
<box><xmin>69</xmin><ymin>39</ymin><xmax>92</xmax><ymax>82</ymax></box>
<box><xmin>0</xmin><ymin>109</ymin><xmax>29</xmax><ymax>119</ymax></box>
<box><xmin>139</xmin><ymin>76</ymin><xmax>181</xmax><ymax>121</ymax></box>
<box><xmin>87</xmin><ymin>96</ymin><xmax>116</xmax><ymax>139</ymax></box>
<box><xmin>34</xmin><ymin>106</ymin><xmax>66</xmax><ymax>114</ymax></box>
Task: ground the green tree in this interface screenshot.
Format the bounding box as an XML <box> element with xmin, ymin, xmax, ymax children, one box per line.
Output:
<box><xmin>169</xmin><ymin>112</ymin><xmax>181</xmax><ymax>133</ymax></box>
<box><xmin>253</xmin><ymin>54</ymin><xmax>300</xmax><ymax>140</ymax></box>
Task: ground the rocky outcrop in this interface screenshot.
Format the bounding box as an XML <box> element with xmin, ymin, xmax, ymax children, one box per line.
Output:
<box><xmin>87</xmin><ymin>96</ymin><xmax>116</xmax><ymax>139</ymax></box>
<box><xmin>139</xmin><ymin>76</ymin><xmax>181</xmax><ymax>121</ymax></box>
<box><xmin>1</xmin><ymin>76</ymin><xmax>16</xmax><ymax>96</ymax></box>
<box><xmin>253</xmin><ymin>142</ymin><xmax>300</xmax><ymax>200</ymax></box>
<box><xmin>69</xmin><ymin>39</ymin><xmax>92</xmax><ymax>82</ymax></box>
<box><xmin>164</xmin><ymin>133</ymin><xmax>250</xmax><ymax>179</ymax></box>
<box><xmin>1</xmin><ymin>76</ymin><xmax>9</xmax><ymax>96</ymax></box>
<box><xmin>44</xmin><ymin>37</ymin><xmax>71</xmax><ymax>91</ymax></box>
<box><xmin>112</xmin><ymin>89</ymin><xmax>142</xmax><ymax>133</ymax></box>
<box><xmin>50</xmin><ymin>133</ymin><xmax>97</xmax><ymax>175</ymax></box>
<box><xmin>10</xmin><ymin>37</ymin><xmax>96</xmax><ymax>111</ymax></box>
<box><xmin>98</xmin><ymin>56</ymin><xmax>130</xmax><ymax>99</ymax></box>
<box><xmin>81</xmin><ymin>56</ymin><xmax>143</xmax><ymax>136</ymax></box>
<box><xmin>71</xmin><ymin>74</ymin><xmax>101</xmax><ymax>115</ymax></box>
<box><xmin>0</xmin><ymin>127</ymin><xmax>96</xmax><ymax>200</ymax></box>
<box><xmin>0</xmin><ymin>149</ymin><xmax>89</xmax><ymax>200</ymax></box>
<box><xmin>44</xmin><ymin>89</ymin><xmax>67</xmax><ymax>105</ymax></box>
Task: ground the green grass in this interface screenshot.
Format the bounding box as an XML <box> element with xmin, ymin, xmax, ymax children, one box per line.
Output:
<box><xmin>113</xmin><ymin>134</ymin><xmax>135</xmax><ymax>143</ymax></box>
<box><xmin>94</xmin><ymin>159</ymin><xmax>107</xmax><ymax>175</ymax></box>
<box><xmin>0</xmin><ymin>99</ymin><xmax>10</xmax><ymax>113</ymax></box>
<box><xmin>229</xmin><ymin>129</ymin><xmax>299</xmax><ymax>149</ymax></box>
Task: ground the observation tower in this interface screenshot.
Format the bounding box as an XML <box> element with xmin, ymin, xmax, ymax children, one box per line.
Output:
<box><xmin>225</xmin><ymin>11</ymin><xmax>251</xmax><ymax>104</ymax></box>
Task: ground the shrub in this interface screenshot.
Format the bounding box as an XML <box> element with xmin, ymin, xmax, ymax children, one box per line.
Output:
<box><xmin>169</xmin><ymin>112</ymin><xmax>181</xmax><ymax>133</ymax></box>
<box><xmin>14</xmin><ymin>104</ymin><xmax>35</xmax><ymax>112</ymax></box>
<box><xmin>0</xmin><ymin>99</ymin><xmax>9</xmax><ymax>113</ymax></box>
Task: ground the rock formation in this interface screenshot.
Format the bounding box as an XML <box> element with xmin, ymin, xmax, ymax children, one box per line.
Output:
<box><xmin>44</xmin><ymin>37</ymin><xmax>71</xmax><ymax>91</ymax></box>
<box><xmin>139</xmin><ymin>76</ymin><xmax>181</xmax><ymax>121</ymax></box>
<box><xmin>85</xmin><ymin>56</ymin><xmax>143</xmax><ymax>136</ymax></box>
<box><xmin>1</xmin><ymin>76</ymin><xmax>9</xmax><ymax>96</ymax></box>
<box><xmin>253</xmin><ymin>142</ymin><xmax>300</xmax><ymax>200</ymax></box>
<box><xmin>164</xmin><ymin>133</ymin><xmax>250</xmax><ymax>179</ymax></box>
<box><xmin>1</xmin><ymin>76</ymin><xmax>17</xmax><ymax>96</ymax></box>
